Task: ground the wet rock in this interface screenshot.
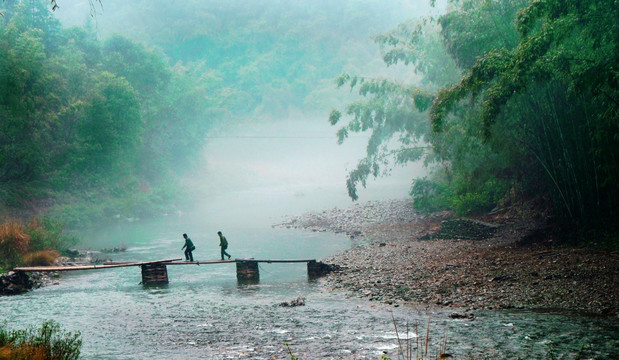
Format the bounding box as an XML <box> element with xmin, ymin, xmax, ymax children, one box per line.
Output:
<box><xmin>279</xmin><ymin>198</ymin><xmax>618</xmax><ymax>317</ymax></box>
<box><xmin>449</xmin><ymin>312</ymin><xmax>475</xmax><ymax>320</ymax></box>
<box><xmin>279</xmin><ymin>296</ymin><xmax>305</xmax><ymax>307</ymax></box>
<box><xmin>421</xmin><ymin>219</ymin><xmax>498</xmax><ymax>240</ymax></box>
<box><xmin>100</xmin><ymin>245</ymin><xmax>128</xmax><ymax>253</ymax></box>
<box><xmin>0</xmin><ymin>271</ymin><xmax>32</xmax><ymax>295</ymax></box>
<box><xmin>489</xmin><ymin>275</ymin><xmax>512</xmax><ymax>282</ymax></box>
<box><xmin>307</xmin><ymin>261</ymin><xmax>342</xmax><ymax>278</ymax></box>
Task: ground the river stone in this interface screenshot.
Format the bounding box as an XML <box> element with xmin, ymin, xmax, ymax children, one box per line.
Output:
<box><xmin>421</xmin><ymin>219</ymin><xmax>498</xmax><ymax>240</ymax></box>
<box><xmin>0</xmin><ymin>271</ymin><xmax>32</xmax><ymax>295</ymax></box>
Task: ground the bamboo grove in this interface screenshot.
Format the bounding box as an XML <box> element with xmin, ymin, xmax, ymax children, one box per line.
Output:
<box><xmin>330</xmin><ymin>0</ymin><xmax>618</xmax><ymax>240</ymax></box>
<box><xmin>0</xmin><ymin>1</ymin><xmax>218</xmax><ymax>226</ymax></box>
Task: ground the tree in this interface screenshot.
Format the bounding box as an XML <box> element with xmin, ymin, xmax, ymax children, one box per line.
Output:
<box><xmin>0</xmin><ymin>1</ymin><xmax>216</xmax><ymax>225</ymax></box>
<box><xmin>333</xmin><ymin>0</ymin><xmax>618</xmax><ymax>236</ymax></box>
<box><xmin>430</xmin><ymin>0</ymin><xmax>618</xmax><ymax>230</ymax></box>
<box><xmin>329</xmin><ymin>19</ymin><xmax>459</xmax><ymax>200</ymax></box>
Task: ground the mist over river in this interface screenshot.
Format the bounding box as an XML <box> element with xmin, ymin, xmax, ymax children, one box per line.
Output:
<box><xmin>2</xmin><ymin>188</ymin><xmax>618</xmax><ymax>359</ymax></box>
<box><xmin>2</xmin><ymin>201</ymin><xmax>618</xmax><ymax>359</ymax></box>
<box><xmin>0</xmin><ymin>0</ymin><xmax>616</xmax><ymax>357</ymax></box>
<box><xmin>2</xmin><ymin>119</ymin><xmax>617</xmax><ymax>359</ymax></box>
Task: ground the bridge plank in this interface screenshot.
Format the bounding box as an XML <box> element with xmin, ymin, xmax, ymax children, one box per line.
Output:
<box><xmin>165</xmin><ymin>258</ymin><xmax>316</xmax><ymax>265</ymax></box>
<box><xmin>13</xmin><ymin>258</ymin><xmax>182</xmax><ymax>272</ymax></box>
<box><xmin>14</xmin><ymin>258</ymin><xmax>316</xmax><ymax>272</ymax></box>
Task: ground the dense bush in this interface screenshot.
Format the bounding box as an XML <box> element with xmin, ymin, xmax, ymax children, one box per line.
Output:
<box><xmin>332</xmin><ymin>0</ymin><xmax>618</xmax><ymax>240</ymax></box>
<box><xmin>411</xmin><ymin>177</ymin><xmax>507</xmax><ymax>215</ymax></box>
<box><xmin>22</xmin><ymin>250</ymin><xmax>60</xmax><ymax>267</ymax></box>
<box><xmin>0</xmin><ymin>221</ymin><xmax>30</xmax><ymax>270</ymax></box>
<box><xmin>410</xmin><ymin>178</ymin><xmax>452</xmax><ymax>214</ymax></box>
<box><xmin>0</xmin><ymin>320</ymin><xmax>81</xmax><ymax>360</ymax></box>
<box><xmin>0</xmin><ymin>218</ymin><xmax>73</xmax><ymax>271</ymax></box>
<box><xmin>25</xmin><ymin>218</ymin><xmax>76</xmax><ymax>254</ymax></box>
<box><xmin>0</xmin><ymin>1</ymin><xmax>215</xmax><ymax>226</ymax></box>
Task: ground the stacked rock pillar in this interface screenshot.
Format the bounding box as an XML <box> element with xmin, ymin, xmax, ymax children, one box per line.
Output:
<box><xmin>141</xmin><ymin>263</ymin><xmax>169</xmax><ymax>285</ymax></box>
<box><xmin>307</xmin><ymin>260</ymin><xmax>320</xmax><ymax>279</ymax></box>
<box><xmin>236</xmin><ymin>260</ymin><xmax>259</xmax><ymax>281</ymax></box>
<box><xmin>307</xmin><ymin>260</ymin><xmax>337</xmax><ymax>279</ymax></box>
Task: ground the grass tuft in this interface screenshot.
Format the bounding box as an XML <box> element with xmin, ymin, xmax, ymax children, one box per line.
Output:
<box><xmin>0</xmin><ymin>221</ymin><xmax>30</xmax><ymax>269</ymax></box>
<box><xmin>22</xmin><ymin>250</ymin><xmax>60</xmax><ymax>267</ymax></box>
<box><xmin>0</xmin><ymin>320</ymin><xmax>81</xmax><ymax>360</ymax></box>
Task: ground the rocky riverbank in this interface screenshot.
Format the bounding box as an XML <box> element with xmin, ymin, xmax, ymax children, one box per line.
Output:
<box><xmin>0</xmin><ymin>250</ymin><xmax>112</xmax><ymax>295</ymax></box>
<box><xmin>279</xmin><ymin>199</ymin><xmax>618</xmax><ymax>318</ymax></box>
<box><xmin>0</xmin><ymin>269</ymin><xmax>62</xmax><ymax>295</ymax></box>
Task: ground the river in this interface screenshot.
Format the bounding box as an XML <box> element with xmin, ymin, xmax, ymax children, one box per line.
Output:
<box><xmin>2</xmin><ymin>188</ymin><xmax>618</xmax><ymax>359</ymax></box>
<box><xmin>1</xmin><ymin>119</ymin><xmax>617</xmax><ymax>359</ymax></box>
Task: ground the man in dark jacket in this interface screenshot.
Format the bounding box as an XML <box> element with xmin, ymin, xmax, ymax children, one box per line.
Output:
<box><xmin>218</xmin><ymin>231</ymin><xmax>231</xmax><ymax>260</ymax></box>
<box><xmin>182</xmin><ymin>233</ymin><xmax>195</xmax><ymax>261</ymax></box>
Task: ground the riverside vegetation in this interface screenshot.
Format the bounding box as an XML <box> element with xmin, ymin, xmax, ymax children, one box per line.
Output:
<box><xmin>0</xmin><ymin>218</ymin><xmax>75</xmax><ymax>272</ymax></box>
<box><xmin>2</xmin><ymin>1</ymin><xmax>615</xmax><ymax>255</ymax></box>
<box><xmin>0</xmin><ymin>320</ymin><xmax>81</xmax><ymax>360</ymax></box>
<box><xmin>329</xmin><ymin>0</ymin><xmax>618</xmax><ymax>246</ymax></box>
<box><xmin>0</xmin><ymin>0</ymin><xmax>423</xmax><ymax>262</ymax></box>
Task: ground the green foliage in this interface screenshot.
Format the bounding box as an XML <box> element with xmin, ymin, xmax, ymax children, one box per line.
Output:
<box><xmin>25</xmin><ymin>217</ymin><xmax>77</xmax><ymax>253</ymax></box>
<box><xmin>102</xmin><ymin>35</ymin><xmax>171</xmax><ymax>98</ymax></box>
<box><xmin>429</xmin><ymin>0</ymin><xmax>618</xmax><ymax>231</ymax></box>
<box><xmin>330</xmin><ymin>18</ymin><xmax>460</xmax><ymax>200</ymax></box>
<box><xmin>432</xmin><ymin>0</ymin><xmax>618</xmax><ymax>137</ymax></box>
<box><xmin>410</xmin><ymin>178</ymin><xmax>453</xmax><ymax>213</ymax></box>
<box><xmin>78</xmin><ymin>72</ymin><xmax>141</xmax><ymax>173</ymax></box>
<box><xmin>411</xmin><ymin>176</ymin><xmax>507</xmax><ymax>215</ymax></box>
<box><xmin>439</xmin><ymin>0</ymin><xmax>527</xmax><ymax>69</ymax></box>
<box><xmin>66</xmin><ymin>0</ymin><xmax>421</xmax><ymax>119</ymax></box>
<box><xmin>0</xmin><ymin>217</ymin><xmax>76</xmax><ymax>269</ymax></box>
<box><xmin>375</xmin><ymin>20</ymin><xmax>461</xmax><ymax>89</ymax></box>
<box><xmin>0</xmin><ymin>320</ymin><xmax>82</xmax><ymax>360</ymax></box>
<box><xmin>0</xmin><ymin>1</ymin><xmax>217</xmax><ymax>226</ymax></box>
<box><xmin>334</xmin><ymin>0</ymin><xmax>617</xmax><ymax>238</ymax></box>
<box><xmin>283</xmin><ymin>342</ymin><xmax>298</xmax><ymax>360</ymax></box>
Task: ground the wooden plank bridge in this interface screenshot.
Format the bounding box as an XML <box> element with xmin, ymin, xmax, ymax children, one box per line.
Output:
<box><xmin>13</xmin><ymin>258</ymin><xmax>328</xmax><ymax>285</ymax></box>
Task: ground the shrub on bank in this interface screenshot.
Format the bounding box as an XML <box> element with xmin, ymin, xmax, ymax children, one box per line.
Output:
<box><xmin>0</xmin><ymin>218</ymin><xmax>75</xmax><ymax>271</ymax></box>
<box><xmin>0</xmin><ymin>320</ymin><xmax>81</xmax><ymax>360</ymax></box>
<box><xmin>411</xmin><ymin>176</ymin><xmax>508</xmax><ymax>216</ymax></box>
<box><xmin>25</xmin><ymin>218</ymin><xmax>77</xmax><ymax>254</ymax></box>
<box><xmin>0</xmin><ymin>221</ymin><xmax>30</xmax><ymax>270</ymax></box>
<box><xmin>22</xmin><ymin>250</ymin><xmax>60</xmax><ymax>267</ymax></box>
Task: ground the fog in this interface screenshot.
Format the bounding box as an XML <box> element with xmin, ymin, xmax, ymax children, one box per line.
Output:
<box><xmin>50</xmin><ymin>0</ymin><xmax>437</xmax><ymax>221</ymax></box>
<box><xmin>185</xmin><ymin>117</ymin><xmax>425</xmax><ymax>227</ymax></box>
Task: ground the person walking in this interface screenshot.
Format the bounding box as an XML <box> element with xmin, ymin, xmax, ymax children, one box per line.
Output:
<box><xmin>218</xmin><ymin>231</ymin><xmax>231</xmax><ymax>260</ymax></box>
<box><xmin>182</xmin><ymin>233</ymin><xmax>195</xmax><ymax>262</ymax></box>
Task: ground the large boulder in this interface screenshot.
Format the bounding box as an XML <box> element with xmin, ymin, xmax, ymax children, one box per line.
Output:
<box><xmin>307</xmin><ymin>261</ymin><xmax>342</xmax><ymax>278</ymax></box>
<box><xmin>0</xmin><ymin>271</ymin><xmax>32</xmax><ymax>295</ymax></box>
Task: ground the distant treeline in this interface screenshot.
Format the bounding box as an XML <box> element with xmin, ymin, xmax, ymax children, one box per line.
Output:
<box><xmin>54</xmin><ymin>0</ymin><xmax>425</xmax><ymax>117</ymax></box>
<box><xmin>1</xmin><ymin>0</ymin><xmax>416</xmax><ymax>228</ymax></box>
<box><xmin>0</xmin><ymin>1</ymin><xmax>217</xmax><ymax>226</ymax></box>
<box><xmin>2</xmin><ymin>0</ymin><xmax>617</xmax><ymax>242</ymax></box>
<box><xmin>331</xmin><ymin>0</ymin><xmax>618</xmax><ymax>240</ymax></box>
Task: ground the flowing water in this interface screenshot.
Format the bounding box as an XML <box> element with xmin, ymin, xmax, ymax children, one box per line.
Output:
<box><xmin>2</xmin><ymin>188</ymin><xmax>618</xmax><ymax>359</ymax></box>
<box><xmin>2</xmin><ymin>120</ymin><xmax>618</xmax><ymax>359</ymax></box>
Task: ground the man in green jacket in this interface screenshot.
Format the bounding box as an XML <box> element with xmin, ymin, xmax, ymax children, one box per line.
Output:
<box><xmin>182</xmin><ymin>233</ymin><xmax>195</xmax><ymax>261</ymax></box>
<box><xmin>218</xmin><ymin>231</ymin><xmax>231</xmax><ymax>260</ymax></box>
